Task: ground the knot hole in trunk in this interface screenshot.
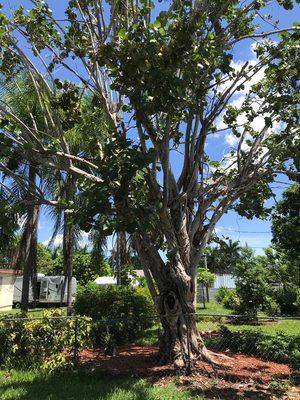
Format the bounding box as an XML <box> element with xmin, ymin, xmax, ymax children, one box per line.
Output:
<box><xmin>164</xmin><ymin>291</ymin><xmax>180</xmax><ymax>316</ymax></box>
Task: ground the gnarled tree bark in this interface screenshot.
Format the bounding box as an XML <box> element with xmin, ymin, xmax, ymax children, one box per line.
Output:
<box><xmin>134</xmin><ymin>235</ymin><xmax>215</xmax><ymax>369</ymax></box>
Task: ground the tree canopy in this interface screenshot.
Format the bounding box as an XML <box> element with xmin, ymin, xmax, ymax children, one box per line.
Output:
<box><xmin>272</xmin><ymin>183</ymin><xmax>300</xmax><ymax>258</ymax></box>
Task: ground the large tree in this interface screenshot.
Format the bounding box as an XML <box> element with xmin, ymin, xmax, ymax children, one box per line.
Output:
<box><xmin>0</xmin><ymin>0</ymin><xmax>299</xmax><ymax>367</ymax></box>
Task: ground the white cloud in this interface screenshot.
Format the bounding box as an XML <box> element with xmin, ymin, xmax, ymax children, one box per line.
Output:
<box><xmin>219</xmin><ymin>59</ymin><xmax>265</xmax><ymax>96</ymax></box>
<box><xmin>42</xmin><ymin>230</ymin><xmax>92</xmax><ymax>249</ymax></box>
<box><xmin>225</xmin><ymin>132</ymin><xmax>239</xmax><ymax>147</ymax></box>
<box><xmin>79</xmin><ymin>231</ymin><xmax>90</xmax><ymax>248</ymax></box>
<box><xmin>43</xmin><ymin>234</ymin><xmax>64</xmax><ymax>248</ymax></box>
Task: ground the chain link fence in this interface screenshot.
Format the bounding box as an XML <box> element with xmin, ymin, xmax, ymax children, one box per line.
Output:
<box><xmin>0</xmin><ymin>312</ymin><xmax>299</xmax><ymax>376</ymax></box>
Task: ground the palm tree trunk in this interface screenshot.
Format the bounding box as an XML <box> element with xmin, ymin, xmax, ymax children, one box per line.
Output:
<box><xmin>116</xmin><ymin>230</ymin><xmax>127</xmax><ymax>285</ymax></box>
<box><xmin>19</xmin><ymin>163</ymin><xmax>39</xmax><ymax>312</ymax></box>
<box><xmin>63</xmin><ymin>210</ymin><xmax>75</xmax><ymax>316</ymax></box>
<box><xmin>63</xmin><ymin>174</ymin><xmax>76</xmax><ymax>316</ymax></box>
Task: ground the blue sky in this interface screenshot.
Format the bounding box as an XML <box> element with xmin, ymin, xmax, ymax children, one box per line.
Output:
<box><xmin>4</xmin><ymin>1</ymin><xmax>299</xmax><ymax>255</ymax></box>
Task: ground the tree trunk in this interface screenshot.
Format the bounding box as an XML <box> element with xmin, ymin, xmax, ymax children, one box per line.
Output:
<box><xmin>158</xmin><ymin>282</ymin><xmax>208</xmax><ymax>369</ymax></box>
<box><xmin>63</xmin><ymin>174</ymin><xmax>76</xmax><ymax>316</ymax></box>
<box><xmin>134</xmin><ymin>223</ymin><xmax>223</xmax><ymax>371</ymax></box>
<box><xmin>116</xmin><ymin>230</ymin><xmax>127</xmax><ymax>285</ymax></box>
<box><xmin>19</xmin><ymin>163</ymin><xmax>39</xmax><ymax>313</ymax></box>
<box><xmin>202</xmin><ymin>283</ymin><xmax>206</xmax><ymax>309</ymax></box>
<box><xmin>193</xmin><ymin>274</ymin><xmax>198</xmax><ymax>309</ymax></box>
<box><xmin>206</xmin><ymin>285</ymin><xmax>210</xmax><ymax>303</ymax></box>
<box><xmin>63</xmin><ymin>209</ymin><xmax>75</xmax><ymax>316</ymax></box>
<box><xmin>29</xmin><ymin>204</ymin><xmax>39</xmax><ymax>307</ymax></box>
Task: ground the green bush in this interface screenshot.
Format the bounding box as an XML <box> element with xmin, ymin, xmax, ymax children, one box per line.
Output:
<box><xmin>216</xmin><ymin>287</ymin><xmax>239</xmax><ymax>309</ymax></box>
<box><xmin>0</xmin><ymin>309</ymin><xmax>92</xmax><ymax>369</ymax></box>
<box><xmin>216</xmin><ymin>287</ymin><xmax>231</xmax><ymax>303</ymax></box>
<box><xmin>233</xmin><ymin>249</ymin><xmax>269</xmax><ymax>317</ymax></box>
<box><xmin>295</xmin><ymin>288</ymin><xmax>300</xmax><ymax>312</ymax></box>
<box><xmin>214</xmin><ymin>325</ymin><xmax>300</xmax><ymax>370</ymax></box>
<box><xmin>74</xmin><ymin>283</ymin><xmax>156</xmax><ymax>345</ymax></box>
<box><xmin>263</xmin><ymin>295</ymin><xmax>281</xmax><ymax>316</ymax></box>
<box><xmin>275</xmin><ymin>287</ymin><xmax>298</xmax><ymax>315</ymax></box>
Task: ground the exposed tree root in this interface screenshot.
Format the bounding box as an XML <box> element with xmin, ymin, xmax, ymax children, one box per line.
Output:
<box><xmin>200</xmin><ymin>347</ymin><xmax>232</xmax><ymax>369</ymax></box>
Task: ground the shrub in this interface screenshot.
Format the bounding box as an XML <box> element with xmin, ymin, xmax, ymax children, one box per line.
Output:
<box><xmin>214</xmin><ymin>325</ymin><xmax>300</xmax><ymax>370</ymax></box>
<box><xmin>233</xmin><ymin>248</ymin><xmax>269</xmax><ymax>317</ymax></box>
<box><xmin>223</xmin><ymin>291</ymin><xmax>239</xmax><ymax>310</ymax></box>
<box><xmin>41</xmin><ymin>353</ymin><xmax>74</xmax><ymax>375</ymax></box>
<box><xmin>263</xmin><ymin>295</ymin><xmax>281</xmax><ymax>316</ymax></box>
<box><xmin>216</xmin><ymin>287</ymin><xmax>239</xmax><ymax>309</ymax></box>
<box><xmin>275</xmin><ymin>287</ymin><xmax>298</xmax><ymax>315</ymax></box>
<box><xmin>0</xmin><ymin>309</ymin><xmax>92</xmax><ymax>369</ymax></box>
<box><xmin>216</xmin><ymin>287</ymin><xmax>231</xmax><ymax>303</ymax></box>
<box><xmin>295</xmin><ymin>288</ymin><xmax>300</xmax><ymax>312</ymax></box>
<box><xmin>74</xmin><ymin>283</ymin><xmax>156</xmax><ymax>345</ymax></box>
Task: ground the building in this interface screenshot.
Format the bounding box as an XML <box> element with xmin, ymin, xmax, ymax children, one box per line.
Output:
<box><xmin>94</xmin><ymin>276</ymin><xmax>117</xmax><ymax>286</ymax></box>
<box><xmin>197</xmin><ymin>273</ymin><xmax>236</xmax><ymax>303</ymax></box>
<box><xmin>94</xmin><ymin>271</ymin><xmax>145</xmax><ymax>287</ymax></box>
<box><xmin>0</xmin><ymin>269</ymin><xmax>20</xmax><ymax>311</ymax></box>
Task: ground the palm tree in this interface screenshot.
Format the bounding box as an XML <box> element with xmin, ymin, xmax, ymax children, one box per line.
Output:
<box><xmin>44</xmin><ymin>95</ymin><xmax>109</xmax><ymax>314</ymax></box>
<box><xmin>0</xmin><ymin>74</ymin><xmax>45</xmax><ymax>311</ymax></box>
<box><xmin>1</xmin><ymin>74</ymin><xmax>109</xmax><ymax>313</ymax></box>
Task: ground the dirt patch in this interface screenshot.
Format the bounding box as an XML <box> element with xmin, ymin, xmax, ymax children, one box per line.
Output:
<box><xmin>80</xmin><ymin>345</ymin><xmax>297</xmax><ymax>399</ymax></box>
<box><xmin>282</xmin><ymin>387</ymin><xmax>300</xmax><ymax>400</ymax></box>
<box><xmin>80</xmin><ymin>346</ymin><xmax>172</xmax><ymax>377</ymax></box>
<box><xmin>195</xmin><ymin>352</ymin><xmax>291</xmax><ymax>383</ymax></box>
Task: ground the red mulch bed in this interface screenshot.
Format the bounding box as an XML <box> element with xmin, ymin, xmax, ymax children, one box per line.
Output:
<box><xmin>80</xmin><ymin>345</ymin><xmax>298</xmax><ymax>399</ymax></box>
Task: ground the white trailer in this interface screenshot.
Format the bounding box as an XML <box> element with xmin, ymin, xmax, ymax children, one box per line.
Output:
<box><xmin>13</xmin><ymin>275</ymin><xmax>77</xmax><ymax>308</ymax></box>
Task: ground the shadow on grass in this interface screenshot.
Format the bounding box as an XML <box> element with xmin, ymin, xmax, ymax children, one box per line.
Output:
<box><xmin>2</xmin><ymin>368</ymin><xmax>225</xmax><ymax>400</ymax></box>
<box><xmin>1</xmin><ymin>367</ymin><xmax>289</xmax><ymax>400</ymax></box>
<box><xmin>0</xmin><ymin>370</ymin><xmax>154</xmax><ymax>400</ymax></box>
<box><xmin>190</xmin><ymin>386</ymin><xmax>275</xmax><ymax>400</ymax></box>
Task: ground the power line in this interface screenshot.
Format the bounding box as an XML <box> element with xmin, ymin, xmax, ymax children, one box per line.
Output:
<box><xmin>219</xmin><ymin>228</ymin><xmax>271</xmax><ymax>234</ymax></box>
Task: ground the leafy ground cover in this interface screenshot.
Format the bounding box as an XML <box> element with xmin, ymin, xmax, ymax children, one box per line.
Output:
<box><xmin>0</xmin><ymin>369</ymin><xmax>206</xmax><ymax>400</ymax></box>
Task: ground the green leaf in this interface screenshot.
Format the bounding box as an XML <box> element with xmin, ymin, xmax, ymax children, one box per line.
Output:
<box><xmin>159</xmin><ymin>27</ymin><xmax>166</xmax><ymax>36</ymax></box>
<box><xmin>153</xmin><ymin>20</ymin><xmax>161</xmax><ymax>29</ymax></box>
<box><xmin>117</xmin><ymin>28</ymin><xmax>127</xmax><ymax>39</ymax></box>
<box><xmin>209</xmin><ymin>161</ymin><xmax>220</xmax><ymax>168</ymax></box>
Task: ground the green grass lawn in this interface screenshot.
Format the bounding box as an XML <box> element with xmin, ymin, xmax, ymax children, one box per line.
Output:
<box><xmin>197</xmin><ymin>317</ymin><xmax>300</xmax><ymax>337</ymax></box>
<box><xmin>138</xmin><ymin>302</ymin><xmax>299</xmax><ymax>346</ymax></box>
<box><xmin>0</xmin><ymin>307</ymin><xmax>67</xmax><ymax>318</ymax></box>
<box><xmin>0</xmin><ymin>369</ymin><xmax>209</xmax><ymax>400</ymax></box>
<box><xmin>226</xmin><ymin>318</ymin><xmax>300</xmax><ymax>337</ymax></box>
<box><xmin>196</xmin><ymin>302</ymin><xmax>300</xmax><ymax>337</ymax></box>
<box><xmin>197</xmin><ymin>301</ymin><xmax>233</xmax><ymax>315</ymax></box>
<box><xmin>0</xmin><ymin>309</ymin><xmax>40</xmax><ymax>317</ymax></box>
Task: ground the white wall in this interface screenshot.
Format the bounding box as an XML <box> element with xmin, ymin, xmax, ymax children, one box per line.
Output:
<box><xmin>0</xmin><ymin>275</ymin><xmax>16</xmax><ymax>311</ymax></box>
<box><xmin>213</xmin><ymin>274</ymin><xmax>236</xmax><ymax>289</ymax></box>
